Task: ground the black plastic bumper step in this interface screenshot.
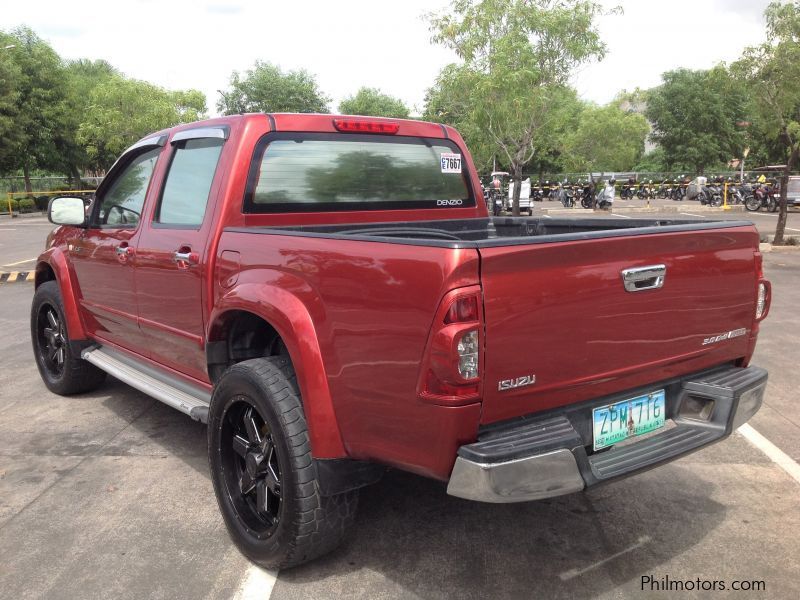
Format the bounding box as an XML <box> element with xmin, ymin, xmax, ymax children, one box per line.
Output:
<box><xmin>588</xmin><ymin>425</ymin><xmax>718</xmax><ymax>480</ymax></box>
<box><xmin>458</xmin><ymin>416</ymin><xmax>583</xmax><ymax>464</ymax></box>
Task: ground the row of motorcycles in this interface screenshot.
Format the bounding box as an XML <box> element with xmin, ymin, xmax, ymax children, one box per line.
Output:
<box><xmin>484</xmin><ymin>177</ymin><xmax>782</xmax><ymax>214</ymax></box>
<box><xmin>622</xmin><ymin>178</ymin><xmax>780</xmax><ymax>211</ymax></box>
<box><xmin>552</xmin><ymin>181</ymin><xmax>613</xmax><ymax>209</ymax></box>
<box><xmin>484</xmin><ymin>180</ymin><xmax>607</xmax><ymax>213</ymax></box>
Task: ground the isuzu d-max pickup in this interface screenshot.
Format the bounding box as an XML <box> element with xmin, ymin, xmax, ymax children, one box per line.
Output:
<box><xmin>33</xmin><ymin>113</ymin><xmax>770</xmax><ymax>569</ymax></box>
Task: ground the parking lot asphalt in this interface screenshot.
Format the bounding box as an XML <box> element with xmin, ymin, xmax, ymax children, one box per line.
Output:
<box><xmin>1</xmin><ymin>215</ymin><xmax>799</xmax><ymax>599</ymax></box>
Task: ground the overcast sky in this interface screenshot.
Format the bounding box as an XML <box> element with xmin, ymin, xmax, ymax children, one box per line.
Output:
<box><xmin>3</xmin><ymin>0</ymin><xmax>772</xmax><ymax>115</ymax></box>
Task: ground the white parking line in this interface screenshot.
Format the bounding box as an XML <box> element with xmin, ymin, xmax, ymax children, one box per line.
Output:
<box><xmin>611</xmin><ymin>212</ymin><xmax>631</xmax><ymax>219</ymax></box>
<box><xmin>1</xmin><ymin>257</ymin><xmax>36</xmax><ymax>267</ymax></box>
<box><xmin>232</xmin><ymin>565</ymin><xmax>278</xmax><ymax>600</ymax></box>
<box><xmin>737</xmin><ymin>424</ymin><xmax>800</xmax><ymax>485</ymax></box>
<box><xmin>680</xmin><ymin>212</ymin><xmax>708</xmax><ymax>218</ymax></box>
<box><xmin>559</xmin><ymin>535</ymin><xmax>651</xmax><ymax>580</ymax></box>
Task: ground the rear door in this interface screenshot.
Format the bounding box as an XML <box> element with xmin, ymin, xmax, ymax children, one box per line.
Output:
<box><xmin>134</xmin><ymin>127</ymin><xmax>227</xmax><ymax>381</ymax></box>
<box><xmin>479</xmin><ymin>226</ymin><xmax>760</xmax><ymax>424</ymax></box>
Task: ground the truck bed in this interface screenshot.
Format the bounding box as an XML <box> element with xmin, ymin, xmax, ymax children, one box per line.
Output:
<box><xmin>228</xmin><ymin>216</ymin><xmax>761</xmax><ymax>422</ymax></box>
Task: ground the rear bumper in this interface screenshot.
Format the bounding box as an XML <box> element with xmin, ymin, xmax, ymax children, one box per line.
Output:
<box><xmin>446</xmin><ymin>365</ymin><xmax>767</xmax><ymax>503</ymax></box>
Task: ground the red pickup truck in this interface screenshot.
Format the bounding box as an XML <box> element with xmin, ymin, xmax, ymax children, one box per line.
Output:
<box><xmin>33</xmin><ymin>113</ymin><xmax>770</xmax><ymax>569</ymax></box>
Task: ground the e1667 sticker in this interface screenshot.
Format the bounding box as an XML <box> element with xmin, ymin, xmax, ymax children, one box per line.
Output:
<box><xmin>440</xmin><ymin>153</ymin><xmax>462</xmax><ymax>173</ymax></box>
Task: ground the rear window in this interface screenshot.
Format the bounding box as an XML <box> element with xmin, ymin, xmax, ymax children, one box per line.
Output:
<box><xmin>244</xmin><ymin>133</ymin><xmax>473</xmax><ymax>213</ymax></box>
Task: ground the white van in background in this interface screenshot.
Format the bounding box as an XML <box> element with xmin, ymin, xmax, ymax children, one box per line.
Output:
<box><xmin>508</xmin><ymin>178</ymin><xmax>533</xmax><ymax>214</ymax></box>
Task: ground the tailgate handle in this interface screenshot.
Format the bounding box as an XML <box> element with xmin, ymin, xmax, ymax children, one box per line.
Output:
<box><xmin>621</xmin><ymin>264</ymin><xmax>666</xmax><ymax>292</ymax></box>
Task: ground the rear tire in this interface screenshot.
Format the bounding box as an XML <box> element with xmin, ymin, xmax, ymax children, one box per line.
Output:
<box><xmin>745</xmin><ymin>196</ymin><xmax>761</xmax><ymax>212</ymax></box>
<box><xmin>31</xmin><ymin>281</ymin><xmax>106</xmax><ymax>395</ymax></box>
<box><xmin>208</xmin><ymin>357</ymin><xmax>358</xmax><ymax>570</ymax></box>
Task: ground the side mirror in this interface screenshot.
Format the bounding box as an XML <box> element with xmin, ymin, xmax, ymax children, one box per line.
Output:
<box><xmin>48</xmin><ymin>197</ymin><xmax>87</xmax><ymax>227</ymax></box>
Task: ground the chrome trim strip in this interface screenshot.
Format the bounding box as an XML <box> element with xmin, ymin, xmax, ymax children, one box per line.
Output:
<box><xmin>127</xmin><ymin>134</ymin><xmax>167</xmax><ymax>152</ymax></box>
<box><xmin>171</xmin><ymin>126</ymin><xmax>229</xmax><ymax>143</ymax></box>
<box><xmin>446</xmin><ymin>449</ymin><xmax>585</xmax><ymax>503</ymax></box>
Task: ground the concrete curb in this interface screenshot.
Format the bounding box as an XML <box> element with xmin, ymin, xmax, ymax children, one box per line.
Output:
<box><xmin>537</xmin><ymin>205</ymin><xmax>746</xmax><ymax>215</ymax></box>
<box><xmin>759</xmin><ymin>240</ymin><xmax>800</xmax><ymax>252</ymax></box>
<box><xmin>0</xmin><ymin>271</ymin><xmax>35</xmax><ymax>284</ymax></box>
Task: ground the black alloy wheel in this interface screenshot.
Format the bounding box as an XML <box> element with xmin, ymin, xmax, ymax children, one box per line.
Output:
<box><xmin>30</xmin><ymin>281</ymin><xmax>106</xmax><ymax>395</ymax></box>
<box><xmin>36</xmin><ymin>304</ymin><xmax>66</xmax><ymax>378</ymax></box>
<box><xmin>221</xmin><ymin>399</ymin><xmax>283</xmax><ymax>536</ymax></box>
<box><xmin>208</xmin><ymin>357</ymin><xmax>359</xmax><ymax>569</ymax></box>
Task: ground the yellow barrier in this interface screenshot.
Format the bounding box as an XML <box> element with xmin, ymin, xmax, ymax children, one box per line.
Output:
<box><xmin>5</xmin><ymin>190</ymin><xmax>96</xmax><ymax>217</ymax></box>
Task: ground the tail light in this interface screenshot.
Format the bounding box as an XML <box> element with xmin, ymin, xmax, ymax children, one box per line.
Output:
<box><xmin>754</xmin><ymin>252</ymin><xmax>771</xmax><ymax>321</ymax></box>
<box><xmin>418</xmin><ymin>286</ymin><xmax>483</xmax><ymax>406</ymax></box>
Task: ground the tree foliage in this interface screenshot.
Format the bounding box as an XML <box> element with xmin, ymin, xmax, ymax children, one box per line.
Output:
<box><xmin>0</xmin><ymin>27</ymin><xmax>208</xmax><ymax>180</ymax></box>
<box><xmin>0</xmin><ymin>27</ymin><xmax>69</xmax><ymax>189</ymax></box>
<box><xmin>423</xmin><ymin>64</ymin><xmax>496</xmax><ymax>171</ymax></box>
<box><xmin>733</xmin><ymin>1</ymin><xmax>800</xmax><ymax>244</ymax></box>
<box><xmin>217</xmin><ymin>61</ymin><xmax>330</xmax><ymax>115</ymax></box>
<box><xmin>338</xmin><ymin>87</ymin><xmax>410</xmax><ymax>118</ymax></box>
<box><xmin>563</xmin><ymin>103</ymin><xmax>649</xmax><ymax>172</ymax></box>
<box><xmin>77</xmin><ymin>76</ymin><xmax>206</xmax><ymax>171</ymax></box>
<box><xmin>427</xmin><ymin>0</ymin><xmax>610</xmax><ymax>214</ymax></box>
<box><xmin>646</xmin><ymin>67</ymin><xmax>748</xmax><ymax>175</ymax></box>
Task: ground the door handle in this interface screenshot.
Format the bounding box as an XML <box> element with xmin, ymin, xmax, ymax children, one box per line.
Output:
<box><xmin>173</xmin><ymin>249</ymin><xmax>199</xmax><ymax>269</ymax></box>
<box><xmin>621</xmin><ymin>264</ymin><xmax>666</xmax><ymax>292</ymax></box>
<box><xmin>115</xmin><ymin>244</ymin><xmax>133</xmax><ymax>264</ymax></box>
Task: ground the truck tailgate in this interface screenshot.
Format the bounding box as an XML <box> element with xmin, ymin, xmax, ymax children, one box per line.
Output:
<box><xmin>479</xmin><ymin>226</ymin><xmax>759</xmax><ymax>424</ymax></box>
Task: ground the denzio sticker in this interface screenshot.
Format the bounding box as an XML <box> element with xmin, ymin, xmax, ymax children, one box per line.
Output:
<box><xmin>440</xmin><ymin>153</ymin><xmax>462</xmax><ymax>173</ymax></box>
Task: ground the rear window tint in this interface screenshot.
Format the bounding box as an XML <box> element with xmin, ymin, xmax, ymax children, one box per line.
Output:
<box><xmin>244</xmin><ymin>133</ymin><xmax>473</xmax><ymax>213</ymax></box>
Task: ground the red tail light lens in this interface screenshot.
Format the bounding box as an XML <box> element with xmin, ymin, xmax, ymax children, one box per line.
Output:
<box><xmin>445</xmin><ymin>296</ymin><xmax>479</xmax><ymax>324</ymax></box>
<box><xmin>418</xmin><ymin>287</ymin><xmax>483</xmax><ymax>406</ymax></box>
<box><xmin>333</xmin><ymin>119</ymin><xmax>399</xmax><ymax>134</ymax></box>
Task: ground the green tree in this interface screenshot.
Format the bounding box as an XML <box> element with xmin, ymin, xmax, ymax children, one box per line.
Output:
<box><xmin>217</xmin><ymin>61</ymin><xmax>330</xmax><ymax>115</ymax></box>
<box><xmin>423</xmin><ymin>64</ymin><xmax>495</xmax><ymax>172</ymax></box>
<box><xmin>563</xmin><ymin>103</ymin><xmax>649</xmax><ymax>172</ymax></box>
<box><xmin>646</xmin><ymin>67</ymin><xmax>749</xmax><ymax>175</ymax></box>
<box><xmin>633</xmin><ymin>147</ymin><xmax>669</xmax><ymax>173</ymax></box>
<box><xmin>0</xmin><ymin>44</ymin><xmax>23</xmax><ymax>178</ymax></box>
<box><xmin>733</xmin><ymin>1</ymin><xmax>800</xmax><ymax>245</ymax></box>
<box><xmin>0</xmin><ymin>27</ymin><xmax>69</xmax><ymax>191</ymax></box>
<box><xmin>59</xmin><ymin>59</ymin><xmax>119</xmax><ymax>182</ymax></box>
<box><xmin>338</xmin><ymin>87</ymin><xmax>410</xmax><ymax>118</ymax></box>
<box><xmin>77</xmin><ymin>76</ymin><xmax>206</xmax><ymax>171</ymax></box>
<box><xmin>428</xmin><ymin>0</ymin><xmax>610</xmax><ymax>215</ymax></box>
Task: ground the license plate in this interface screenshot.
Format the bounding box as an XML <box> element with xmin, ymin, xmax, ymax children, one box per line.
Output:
<box><xmin>592</xmin><ymin>390</ymin><xmax>666</xmax><ymax>451</ymax></box>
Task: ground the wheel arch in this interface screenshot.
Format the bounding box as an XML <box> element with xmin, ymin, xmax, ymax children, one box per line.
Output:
<box><xmin>35</xmin><ymin>249</ymin><xmax>87</xmax><ymax>341</ymax></box>
<box><xmin>207</xmin><ymin>284</ymin><xmax>346</xmax><ymax>459</ymax></box>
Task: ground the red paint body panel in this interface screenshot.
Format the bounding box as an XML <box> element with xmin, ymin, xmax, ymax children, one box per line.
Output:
<box><xmin>37</xmin><ymin>113</ymin><xmax>767</xmax><ymax>482</ymax></box>
<box><xmin>214</xmin><ymin>231</ymin><xmax>481</xmax><ymax>472</ymax></box>
<box><xmin>478</xmin><ymin>227</ymin><xmax>760</xmax><ymax>424</ymax></box>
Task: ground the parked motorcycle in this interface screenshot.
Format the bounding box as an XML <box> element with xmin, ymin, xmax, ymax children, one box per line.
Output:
<box><xmin>699</xmin><ymin>180</ymin><xmax>723</xmax><ymax>207</ymax></box>
<box><xmin>559</xmin><ymin>182</ymin><xmax>575</xmax><ymax>208</ymax></box>
<box><xmin>579</xmin><ymin>181</ymin><xmax>595</xmax><ymax>209</ymax></box>
<box><xmin>746</xmin><ymin>183</ymin><xmax>777</xmax><ymax>212</ymax></box>
<box><xmin>671</xmin><ymin>176</ymin><xmax>687</xmax><ymax>201</ymax></box>
<box><xmin>620</xmin><ymin>181</ymin><xmax>636</xmax><ymax>199</ymax></box>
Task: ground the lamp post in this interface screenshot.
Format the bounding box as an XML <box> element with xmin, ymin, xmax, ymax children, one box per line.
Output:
<box><xmin>741</xmin><ymin>147</ymin><xmax>750</xmax><ymax>183</ymax></box>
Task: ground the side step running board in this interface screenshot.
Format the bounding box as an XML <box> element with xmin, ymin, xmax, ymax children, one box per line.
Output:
<box><xmin>82</xmin><ymin>346</ymin><xmax>211</xmax><ymax>423</ymax></box>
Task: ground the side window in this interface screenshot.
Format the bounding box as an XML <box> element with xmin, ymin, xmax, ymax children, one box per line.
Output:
<box><xmin>96</xmin><ymin>147</ymin><xmax>161</xmax><ymax>227</ymax></box>
<box><xmin>155</xmin><ymin>138</ymin><xmax>224</xmax><ymax>227</ymax></box>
